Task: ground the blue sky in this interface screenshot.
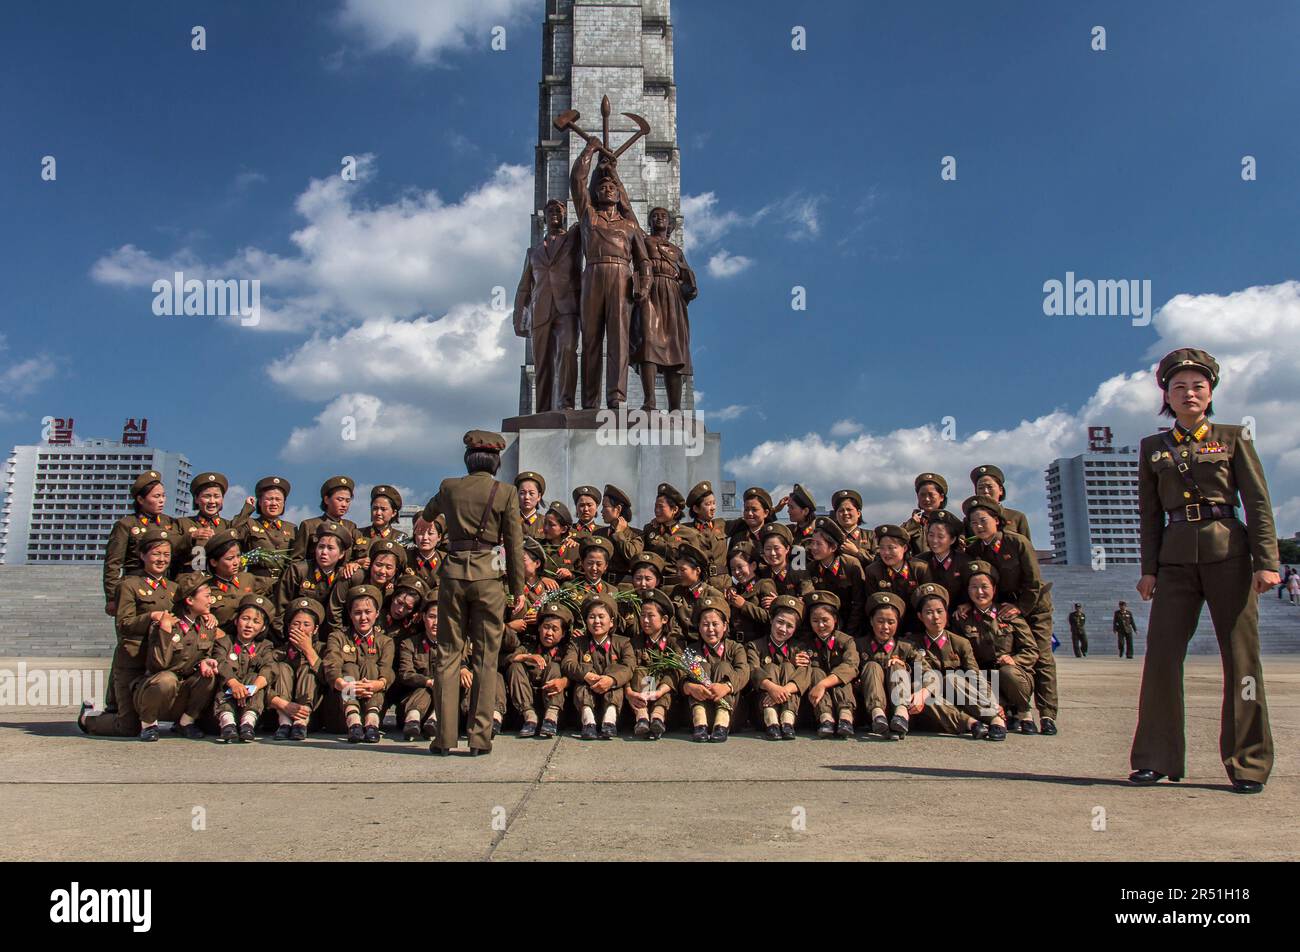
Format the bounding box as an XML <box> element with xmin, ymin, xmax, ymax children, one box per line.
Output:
<box><xmin>3</xmin><ymin>0</ymin><xmax>1298</xmax><ymax>537</ymax></box>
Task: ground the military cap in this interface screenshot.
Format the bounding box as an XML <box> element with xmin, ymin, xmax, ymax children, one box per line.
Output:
<box><xmin>522</xmin><ymin>536</ymin><xmax>546</xmax><ymax>564</ymax></box>
<box><xmin>320</xmin><ymin>475</ymin><xmax>355</xmax><ymax>499</ymax></box>
<box><xmin>572</xmin><ymin>485</ymin><xmax>601</xmax><ymax>505</ymax></box>
<box><xmin>744</xmin><ymin>486</ymin><xmax>774</xmax><ymax>511</ymax></box>
<box><xmin>190</xmin><ymin>472</ymin><xmax>228</xmax><ymax>496</ymax></box>
<box><xmin>629</xmin><ymin>551</ymin><xmax>667</xmax><ymax>576</ymax></box>
<box><xmin>806</xmin><ymin>590</ymin><xmax>841</xmax><ymax>615</ymax></box>
<box><xmin>926</xmin><ymin>510</ymin><xmax>964</xmax><ymax>539</ymax></box>
<box><xmin>655</xmin><ymin>482</ymin><xmax>685</xmax><ymax>510</ymax></box>
<box><xmin>515</xmin><ymin>471</ymin><xmax>546</xmax><ymax>495</ymax></box>
<box><xmin>346</xmin><ymin>584</ymin><xmax>384</xmax><ymax>608</ymax></box>
<box><xmin>546</xmin><ymin>500</ymin><xmax>573</xmax><ymax>526</ymax></box>
<box><xmin>874</xmin><ymin>524</ymin><xmax>909</xmax><ymax>545</ymax></box>
<box><xmin>286</xmin><ymin>596</ymin><xmax>325</xmax><ymax>626</ymax></box>
<box><xmin>236</xmin><ymin>592</ymin><xmax>275</xmax><ymax>626</ymax></box>
<box><xmin>131</xmin><ymin>470</ymin><xmax>163</xmax><ymax>496</ymax></box>
<box><xmin>640</xmin><ymin>588</ymin><xmax>674</xmax><ymax>618</ymax></box>
<box><xmin>914</xmin><ymin>472</ymin><xmax>948</xmax><ymax>497</ymax></box>
<box><xmin>463</xmin><ymin>430</ymin><xmax>506</xmax><ymax>451</ymax></box>
<box><xmin>912</xmin><ymin>581</ymin><xmax>950</xmax><ymax>609</ymax></box>
<box><xmin>686</xmin><ymin>480</ymin><xmax>716</xmax><ymax>510</ymax></box>
<box><xmin>579</xmin><ymin>535</ymin><xmax>614</xmax><ymax>561</ymax></box>
<box><xmin>961</xmin><ymin>495</ymin><xmax>1004</xmax><ymax>522</ymax></box>
<box><xmin>692</xmin><ymin>593</ymin><xmax>731</xmax><ymax>625</ymax></box>
<box><xmin>727</xmin><ymin>539</ymin><xmax>758</xmax><ymax>562</ymax></box>
<box><xmin>204</xmin><ymin>528</ymin><xmax>242</xmax><ymax>560</ymax></box>
<box><xmin>760</xmin><ymin>522</ymin><xmax>794</xmax><ymax>547</ymax></box>
<box><xmin>1157</xmin><ymin>348</ymin><xmax>1219</xmax><ymax>388</ymax></box>
<box><xmin>770</xmin><ymin>594</ymin><xmax>805</xmax><ymax>619</ymax></box>
<box><xmin>419</xmin><ymin>593</ymin><xmax>440</xmax><ymax>613</ymax></box>
<box><xmin>812</xmin><ymin>516</ymin><xmax>844</xmax><ymax>546</ymax></box>
<box><xmin>172</xmin><ymin>572</ymin><xmax>211</xmax><ymax>606</ymax></box>
<box><xmin>580</xmin><ymin>591</ymin><xmax>619</xmax><ymax>620</ymax></box>
<box><xmin>789</xmin><ymin>483</ymin><xmax>816</xmax><ymax>511</ymax></box>
<box><xmin>602</xmin><ymin>484</ymin><xmax>633</xmax><ymax>518</ymax></box>
<box><xmin>255</xmin><ymin>475</ymin><xmax>290</xmax><ymax>497</ymax></box>
<box><xmin>393</xmin><ymin>574</ymin><xmax>428</xmax><ymax>599</ymax></box>
<box><xmin>970</xmin><ymin>465</ymin><xmax>1006</xmax><ymax>492</ymax></box>
<box><xmin>537</xmin><ymin>602</ymin><xmax>574</xmax><ymax>627</ymax></box>
<box><xmin>370</xmin><ymin>484</ymin><xmax>402</xmax><ymax>510</ymax></box>
<box><xmin>674</xmin><ymin>542</ymin><xmax>709</xmax><ymax>571</ymax></box>
<box><xmin>831</xmin><ymin>489</ymin><xmax>863</xmax><ymax>512</ymax></box>
<box><xmin>314</xmin><ymin>520</ymin><xmax>353</xmax><ymax>549</ymax></box>
<box><xmin>368</xmin><ymin>538</ymin><xmax>408</xmax><ymax>571</ymax></box>
<box><xmin>136</xmin><ymin>525</ymin><xmax>174</xmax><ymax>553</ymax></box>
<box><xmin>866</xmin><ymin>591</ymin><xmax>906</xmax><ymax>618</ymax></box>
<box><xmin>966</xmin><ymin>559</ymin><xmax>1000</xmax><ymax>585</ymax></box>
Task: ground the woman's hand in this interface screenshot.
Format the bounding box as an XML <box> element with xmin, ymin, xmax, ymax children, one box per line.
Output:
<box><xmin>1254</xmin><ymin>570</ymin><xmax>1281</xmax><ymax>594</ymax></box>
<box><xmin>228</xmin><ymin>678</ymin><xmax>247</xmax><ymax>702</ymax></box>
<box><xmin>1137</xmin><ymin>575</ymin><xmax>1157</xmax><ymax>600</ymax></box>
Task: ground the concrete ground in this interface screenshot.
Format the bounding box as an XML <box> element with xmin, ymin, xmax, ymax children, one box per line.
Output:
<box><xmin>1</xmin><ymin>655</ymin><xmax>1296</xmax><ymax>862</ymax></box>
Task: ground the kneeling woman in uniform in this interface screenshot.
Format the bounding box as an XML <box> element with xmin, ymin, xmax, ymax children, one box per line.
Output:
<box><xmin>626</xmin><ymin>589</ymin><xmax>681</xmax><ymax>739</ymax></box>
<box><xmin>323</xmin><ymin>584</ymin><xmax>394</xmax><ymax>743</ymax></box>
<box><xmin>1130</xmin><ymin>349</ymin><xmax>1281</xmax><ymax>794</ymax></box>
<box><xmin>215</xmin><ymin>593</ymin><xmax>277</xmax><ymax>743</ymax></box>
<box><xmin>134</xmin><ymin>574</ymin><xmax>223</xmax><ymax>741</ymax></box>
<box><xmin>800</xmin><ymin>591</ymin><xmax>859</xmax><ymax>738</ymax></box>
<box><xmin>267</xmin><ymin>597</ymin><xmax>327</xmax><ymax>741</ymax></box>
<box><xmin>957</xmin><ymin>562</ymin><xmax>1038</xmax><ymax>742</ymax></box>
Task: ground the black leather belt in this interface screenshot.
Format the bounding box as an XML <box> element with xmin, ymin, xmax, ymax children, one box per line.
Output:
<box><xmin>447</xmin><ymin>539</ymin><xmax>486</xmax><ymax>553</ymax></box>
<box><xmin>1166</xmin><ymin>503</ymin><xmax>1237</xmax><ymax>524</ymax></box>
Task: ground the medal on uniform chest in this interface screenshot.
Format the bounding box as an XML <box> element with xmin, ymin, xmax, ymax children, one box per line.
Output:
<box><xmin>172</xmin><ymin>634</ymin><xmax>181</xmax><ymax>642</ymax></box>
<box><xmin>229</xmin><ymin>652</ymin><xmax>238</xmax><ymax>661</ymax></box>
<box><xmin>1150</xmin><ymin>451</ymin><xmax>1162</xmax><ymax>462</ymax></box>
<box><xmin>583</xmin><ymin>653</ymin><xmax>592</xmax><ymax>662</ymax></box>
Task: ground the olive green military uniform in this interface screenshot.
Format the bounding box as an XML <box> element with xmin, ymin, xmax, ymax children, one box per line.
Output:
<box><xmin>746</xmin><ymin>630</ymin><xmax>813</xmax><ymax>725</ymax></box>
<box><xmin>863</xmin><ymin>555</ymin><xmax>933</xmax><ymax>634</ymax></box>
<box><xmin>562</xmin><ymin>629</ymin><xmax>635</xmax><ymax>714</ymax></box>
<box><xmin>1068</xmin><ymin>607</ymin><xmax>1088</xmax><ymax>657</ymax></box>
<box><xmin>506</xmin><ymin>629</ymin><xmax>571</xmax><ymax>724</ymax></box>
<box><xmin>725</xmin><ymin>574</ymin><xmax>769</xmax><ymax>642</ymax></box>
<box><xmin>291</xmin><ymin>476</ymin><xmax>359</xmax><ymax>561</ymax></box>
<box><xmin>1131</xmin><ymin>349</ymin><xmax>1279</xmax><ymax>786</ymax></box>
<box><xmin>1114</xmin><ymin>607</ymin><xmax>1137</xmax><ymax>658</ymax></box>
<box><xmin>214</xmin><ymin>632</ymin><xmax>276</xmax><ymax>723</ymax></box>
<box><xmin>134</xmin><ymin>611</ymin><xmax>223</xmax><ymax>727</ymax></box>
<box><xmin>956</xmin><ymin>604</ymin><xmax>1037</xmax><ymax>716</ymax></box>
<box><xmin>904</xmin><ymin>626</ymin><xmax>984</xmax><ymax>734</ymax></box>
<box><xmin>677</xmin><ymin>598</ymin><xmax>750</xmax><ymax>728</ymax></box>
<box><xmin>322</xmin><ymin>624</ymin><xmax>396</xmax><ymax>732</ymax></box>
<box><xmin>234</xmin><ymin>476</ymin><xmax>296</xmax><ymax>584</ymax></box>
<box><xmin>966</xmin><ymin>465</ymin><xmax>1032</xmax><ymax>542</ymax></box>
<box><xmin>270</xmin><ymin>597</ymin><xmax>328</xmax><ymax>723</ymax></box>
<box><xmin>857</xmin><ymin>633</ymin><xmax>926</xmax><ymax>716</ymax></box>
<box><xmin>274</xmin><ymin>562</ymin><xmax>345</xmax><ymax>632</ymax></box>
<box><xmin>422</xmin><ymin>432</ymin><xmax>526</xmax><ymax>753</ymax></box>
<box><xmin>103</xmin><ymin>515</ymin><xmax>179</xmax><ymax>611</ymax></box>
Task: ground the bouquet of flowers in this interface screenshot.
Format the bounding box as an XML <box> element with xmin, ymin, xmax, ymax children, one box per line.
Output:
<box><xmin>530</xmin><ymin>584</ymin><xmax>643</xmax><ymax>635</ymax></box>
<box><xmin>645</xmin><ymin>646</ymin><xmax>713</xmax><ymax>687</ymax></box>
<box><xmin>239</xmin><ymin>547</ymin><xmax>291</xmax><ymax>572</ymax></box>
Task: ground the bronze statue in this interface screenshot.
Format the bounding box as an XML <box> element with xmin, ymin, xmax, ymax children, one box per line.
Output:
<box><xmin>513</xmin><ymin>198</ymin><xmax>581</xmax><ymax>412</ymax></box>
<box><xmin>632</xmin><ymin>206</ymin><xmax>698</xmax><ymax>411</ymax></box>
<box><xmin>564</xmin><ymin>99</ymin><xmax>652</xmax><ymax>410</ymax></box>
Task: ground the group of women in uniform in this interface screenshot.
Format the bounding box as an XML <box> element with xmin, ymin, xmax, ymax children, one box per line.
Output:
<box><xmin>76</xmin><ymin>348</ymin><xmax>1282</xmax><ymax>793</ymax></box>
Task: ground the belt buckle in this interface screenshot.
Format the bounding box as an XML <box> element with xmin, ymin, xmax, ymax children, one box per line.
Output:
<box><xmin>1185</xmin><ymin>503</ymin><xmax>1202</xmax><ymax>523</ymax></box>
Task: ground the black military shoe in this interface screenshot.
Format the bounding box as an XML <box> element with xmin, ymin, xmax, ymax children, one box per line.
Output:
<box><xmin>836</xmin><ymin>719</ymin><xmax>855</xmax><ymax>739</ymax></box>
<box><xmin>183</xmin><ymin>723</ymin><xmax>205</xmax><ymax>740</ymax></box>
<box><xmin>871</xmin><ymin>714</ymin><xmax>890</xmax><ymax>736</ymax></box>
<box><xmin>777</xmin><ymin>723</ymin><xmax>795</xmax><ymax>740</ymax></box>
<box><xmin>580</xmin><ymin>723</ymin><xmax>598</xmax><ymax>740</ymax></box>
<box><xmin>599</xmin><ymin>721</ymin><xmax>617</xmax><ymax>740</ymax></box>
<box><xmin>421</xmin><ymin>720</ymin><xmax>438</xmax><ymax>739</ymax></box>
<box><xmin>76</xmin><ymin>702</ymin><xmax>93</xmax><ymax>734</ymax></box>
<box><xmin>633</xmin><ymin>718</ymin><xmax>651</xmax><ymax>738</ymax></box>
<box><xmin>468</xmin><ymin>747</ymin><xmax>491</xmax><ymax>757</ymax></box>
<box><xmin>817</xmin><ymin>720</ymin><xmax>836</xmax><ymax>739</ymax></box>
<box><xmin>692</xmin><ymin>725</ymin><xmax>709</xmax><ymax>742</ymax></box>
<box><xmin>273</xmin><ymin>724</ymin><xmax>292</xmax><ymax>740</ymax></box>
<box><xmin>765</xmin><ymin>723</ymin><xmax>782</xmax><ymax>740</ymax></box>
<box><xmin>517</xmin><ymin>720</ymin><xmax>538</xmax><ymax>738</ymax></box>
<box><xmin>289</xmin><ymin>724</ymin><xmax>307</xmax><ymax>741</ymax></box>
<box><xmin>710</xmin><ymin>724</ymin><xmax>729</xmax><ymax>743</ymax></box>
<box><xmin>538</xmin><ymin>719</ymin><xmax>558</xmax><ymax>739</ymax></box>
<box><xmin>491</xmin><ymin>720</ymin><xmax>501</xmax><ymax>738</ymax></box>
<box><xmin>347</xmin><ymin>724</ymin><xmax>364</xmax><ymax>743</ymax></box>
<box><xmin>1129</xmin><ymin>769</ymin><xmax>1180</xmax><ymax>785</ymax></box>
<box><xmin>403</xmin><ymin>721</ymin><xmax>422</xmax><ymax>740</ymax></box>
<box><xmin>1040</xmin><ymin>717</ymin><xmax>1058</xmax><ymax>736</ymax></box>
<box><xmin>648</xmin><ymin>717</ymin><xmax>665</xmax><ymax>740</ymax></box>
<box><xmin>988</xmin><ymin>722</ymin><xmax>1007</xmax><ymax>741</ymax></box>
<box><xmin>889</xmin><ymin>715</ymin><xmax>909</xmax><ymax>739</ymax></box>
<box><xmin>969</xmin><ymin>721</ymin><xmax>989</xmax><ymax>740</ymax></box>
<box><xmin>428</xmin><ymin>743</ymin><xmax>450</xmax><ymax>755</ymax></box>
<box><xmin>239</xmin><ymin>723</ymin><xmax>256</xmax><ymax>743</ymax></box>
<box><xmin>220</xmin><ymin>724</ymin><xmax>239</xmax><ymax>744</ymax></box>
<box><xmin>139</xmin><ymin>725</ymin><xmax>159</xmax><ymax>742</ymax></box>
<box><xmin>1019</xmin><ymin>718</ymin><xmax>1039</xmax><ymax>735</ymax></box>
<box><xmin>363</xmin><ymin>725</ymin><xmax>381</xmax><ymax>744</ymax></box>
<box><xmin>1232</xmin><ymin>780</ymin><xmax>1263</xmax><ymax>794</ymax></box>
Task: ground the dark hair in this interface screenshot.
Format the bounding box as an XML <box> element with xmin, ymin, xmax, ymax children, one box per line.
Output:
<box><xmin>464</xmin><ymin>449</ymin><xmax>501</xmax><ymax>475</ymax></box>
<box><xmin>603</xmin><ymin>494</ymin><xmax>631</xmax><ymax>522</ymax></box>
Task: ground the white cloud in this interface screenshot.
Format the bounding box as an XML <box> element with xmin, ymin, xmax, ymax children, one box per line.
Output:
<box><xmin>681</xmin><ymin>190</ymin><xmax>824</xmax><ymax>257</ymax></box>
<box><xmin>725</xmin><ymin>281</ymin><xmax>1300</xmax><ymax>539</ymax></box>
<box><xmin>0</xmin><ymin>334</ymin><xmax>58</xmax><ymax>421</ymax></box>
<box><xmin>336</xmin><ymin>0</ymin><xmax>536</xmax><ymax>64</ymax></box>
<box><xmin>282</xmin><ymin>394</ymin><xmax>454</xmax><ymax>465</ymax></box>
<box><xmin>90</xmin><ymin>157</ymin><xmax>533</xmax><ymax>333</ymax></box>
<box><xmin>706</xmin><ymin>249</ymin><xmax>752</xmax><ymax>279</ymax></box>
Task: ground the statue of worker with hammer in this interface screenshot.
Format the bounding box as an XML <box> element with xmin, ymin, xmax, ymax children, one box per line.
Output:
<box><xmin>561</xmin><ymin>97</ymin><xmax>652</xmax><ymax>410</ymax></box>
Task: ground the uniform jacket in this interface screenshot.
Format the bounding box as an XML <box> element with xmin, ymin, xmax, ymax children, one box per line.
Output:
<box><xmin>115</xmin><ymin>573</ymin><xmax>175</xmax><ymax>656</ymax></box>
<box><xmin>103</xmin><ymin>514</ymin><xmax>179</xmax><ymax>605</ymax></box>
<box><xmin>216</xmin><ymin>636</ymin><xmax>276</xmax><ymax>684</ymax></box>
<box><xmin>422</xmin><ymin>472</ymin><xmax>526</xmax><ymax>595</ymax></box>
<box><xmin>809</xmin><ymin>555</ymin><xmax>867</xmax><ymax>637</ymax></box>
<box><xmin>146</xmin><ymin>614</ymin><xmax>222</xmax><ymax>677</ymax></box>
<box><xmin>905</xmin><ymin>629</ymin><xmax>978</xmax><ymax>673</ymax></box>
<box><xmin>963</xmin><ymin>531</ymin><xmax>1044</xmax><ymax>616</ymax></box>
<box><xmin>290</xmin><ymin>516</ymin><xmax>359</xmax><ymax>562</ymax></box>
<box><xmin>804</xmin><ymin>631</ymin><xmax>860</xmax><ymax>685</ymax></box>
<box><xmin>561</xmin><ymin>633</ymin><xmax>635</xmax><ymax>688</ymax></box>
<box><xmin>958</xmin><ymin>608</ymin><xmax>1038</xmax><ymax>670</ymax></box>
<box><xmin>323</xmin><ymin>628</ymin><xmax>396</xmax><ymax>687</ymax></box>
<box><xmin>746</xmin><ymin>636</ymin><xmax>813</xmax><ymax>693</ymax></box>
<box><xmin>1113</xmin><ymin>609</ymin><xmax>1137</xmax><ymax>635</ymax></box>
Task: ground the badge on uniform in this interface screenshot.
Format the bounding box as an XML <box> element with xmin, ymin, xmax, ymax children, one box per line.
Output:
<box><xmin>765</xmin><ymin>655</ymin><xmax>772</xmax><ymax>664</ymax></box>
<box><xmin>138</xmin><ymin>588</ymin><xmax>148</xmax><ymax>597</ymax></box>
<box><xmin>1150</xmin><ymin>451</ymin><xmax>1162</xmax><ymax>462</ymax></box>
<box><xmin>343</xmin><ymin>645</ymin><xmax>354</xmax><ymax>654</ymax></box>
<box><xmin>583</xmin><ymin>653</ymin><xmax>592</xmax><ymax>662</ymax></box>
<box><xmin>131</xmin><ymin>526</ymin><xmax>141</xmax><ymax>535</ymax></box>
<box><xmin>172</xmin><ymin>634</ymin><xmax>181</xmax><ymax>643</ymax></box>
<box><xmin>878</xmin><ymin>581</ymin><xmax>888</xmax><ymax>588</ymax></box>
<box><xmin>229</xmin><ymin>652</ymin><xmax>238</xmax><ymax>661</ymax></box>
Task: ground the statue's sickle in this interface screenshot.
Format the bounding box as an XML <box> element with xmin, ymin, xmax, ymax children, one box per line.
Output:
<box><xmin>612</xmin><ymin>113</ymin><xmax>651</xmax><ymax>159</ymax></box>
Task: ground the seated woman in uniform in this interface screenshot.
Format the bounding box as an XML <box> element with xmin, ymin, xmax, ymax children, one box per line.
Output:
<box><xmin>757</xmin><ymin>523</ymin><xmax>814</xmax><ymax>606</ymax></box>
<box><xmin>957</xmin><ymin>560</ymin><xmax>1038</xmax><ymax>741</ymax></box>
<box><xmin>667</xmin><ymin>542</ymin><xmax>722</xmax><ymax>637</ymax></box>
<box><xmin>726</xmin><ymin>486</ymin><xmax>775</xmax><ymax>554</ymax></box>
<box><xmin>863</xmin><ymin>525</ymin><xmax>932</xmax><ymax>634</ymax></box>
<box><xmin>327</xmin><ymin>538</ymin><xmax>406</xmax><ymax>633</ymax></box>
<box><xmin>398</xmin><ymin>596</ymin><xmax>440</xmax><ymax>741</ymax></box>
<box><xmin>507</xmin><ymin>603</ymin><xmax>573</xmax><ymax>739</ymax></box>
<box><xmin>133</xmin><ymin>574</ymin><xmax>222</xmax><ymax>741</ymax></box>
<box><xmin>562</xmin><ymin>592</ymin><xmax>635</xmax><ymax>740</ymax></box>
<box><xmin>923</xmin><ymin>511</ymin><xmax>972</xmax><ymax>616</ymax></box>
<box><xmin>745</xmin><ymin>594</ymin><xmax>809</xmax><ymax>740</ymax></box>
<box><xmin>573</xmin><ymin>536</ymin><xmax>616</xmax><ymax>596</ymax></box>
<box><xmin>267</xmin><ymin>597</ymin><xmax>326</xmax><ymax>741</ymax></box>
<box><xmin>679</xmin><ymin>595</ymin><xmax>749</xmax><ymax>743</ymax></box>
<box><xmin>540</xmin><ymin>501</ymin><xmax>580</xmax><ymax>582</ymax></box>
<box><xmin>214</xmin><ymin>593</ymin><xmax>276</xmax><ymax>743</ymax></box>
<box><xmin>799</xmin><ymin>591</ymin><xmax>860</xmax><ymax>738</ymax></box>
<box><xmin>616</xmin><ymin>551</ymin><xmax>668</xmax><ymax>640</ymax></box>
<box><xmin>903</xmin><ymin>583</ymin><xmax>993</xmax><ymax>739</ymax></box>
<box><xmin>806</xmin><ymin>517</ymin><xmax>867</xmax><ymax>638</ymax></box>
<box><xmin>273</xmin><ymin>521</ymin><xmax>352</xmax><ymax>632</ymax></box>
<box><xmin>344</xmin><ymin>485</ymin><xmax>407</xmax><ymax>577</ymax></box>
<box><xmin>571</xmin><ymin>486</ymin><xmax>602</xmax><ymax>537</ymax></box>
<box><xmin>323</xmin><ymin>584</ymin><xmax>394</xmax><ymax>744</ymax></box>
<box><xmin>723</xmin><ymin>541</ymin><xmax>767</xmax><ymax>642</ymax></box>
<box><xmin>856</xmin><ymin>591</ymin><xmax>926</xmax><ymax>740</ymax></box>
<box><xmin>405</xmin><ymin>514</ymin><xmax>444</xmax><ymax>591</ymax></box>
<box><xmin>831</xmin><ymin>489</ymin><xmax>875</xmax><ymax>562</ymax></box>
<box><xmin>626</xmin><ymin>588</ymin><xmax>682</xmax><ymax>739</ymax></box>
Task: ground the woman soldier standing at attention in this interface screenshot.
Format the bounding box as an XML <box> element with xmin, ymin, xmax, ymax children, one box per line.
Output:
<box><xmin>103</xmin><ymin>470</ymin><xmax>180</xmax><ymax>617</ymax></box>
<box><xmin>234</xmin><ymin>476</ymin><xmax>296</xmax><ymax>586</ymax></box>
<box><xmin>421</xmin><ymin>431</ymin><xmax>527</xmax><ymax>756</ymax></box>
<box><xmin>291</xmin><ymin>476</ymin><xmax>358</xmax><ymax>562</ymax></box>
<box><xmin>173</xmin><ymin>472</ymin><xmax>232</xmax><ymax>576</ymax></box>
<box><xmin>1130</xmin><ymin>349</ymin><xmax>1280</xmax><ymax>794</ymax></box>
